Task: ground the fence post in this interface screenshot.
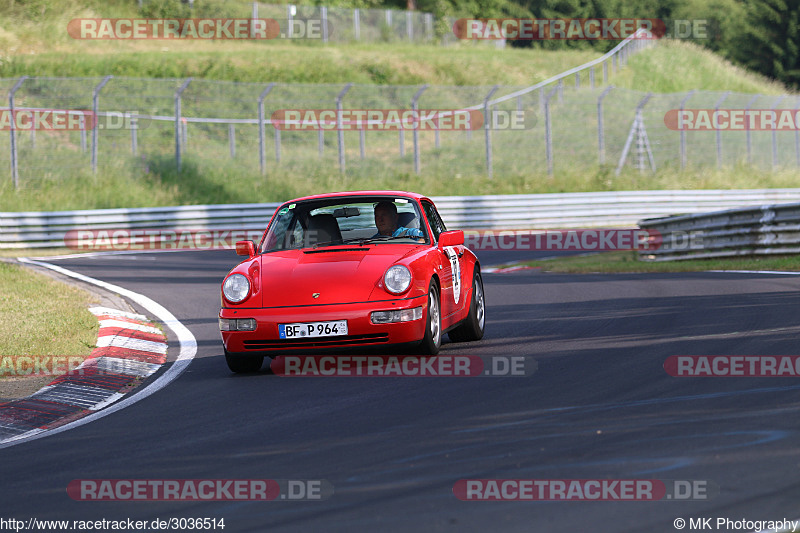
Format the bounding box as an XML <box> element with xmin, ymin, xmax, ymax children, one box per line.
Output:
<box><xmin>229</xmin><ymin>124</ymin><xmax>236</xmax><ymax>158</ymax></box>
<box><xmin>796</xmin><ymin>98</ymin><xmax>800</xmax><ymax>167</ymax></box>
<box><xmin>407</xmin><ymin>11</ymin><xmax>413</xmax><ymax>41</ymax></box>
<box><xmin>321</xmin><ymin>7</ymin><xmax>329</xmax><ymax>42</ymax></box>
<box><xmin>575</xmin><ymin>72</ymin><xmax>580</xmax><ymax>89</ymax></box>
<box><xmin>81</xmin><ymin>116</ymin><xmax>87</xmax><ymax>153</ymax></box>
<box><xmin>603</xmin><ymin>61</ymin><xmax>608</xmax><ymax>83</ymax></box>
<box><xmin>544</xmin><ymin>85</ymin><xmax>559</xmax><ymax>176</ymax></box>
<box><xmin>411</xmin><ymin>84</ymin><xmax>429</xmax><ymax>174</ymax></box>
<box><xmin>744</xmin><ymin>94</ymin><xmax>760</xmax><ymax>165</ymax></box>
<box><xmin>275</xmin><ymin>125</ymin><xmax>282</xmax><ymax>164</ymax></box>
<box><xmin>8</xmin><ymin>75</ymin><xmax>28</xmax><ymax>189</ymax></box>
<box><xmin>258</xmin><ymin>83</ymin><xmax>275</xmax><ymax>175</ymax></box>
<box><xmin>175</xmin><ymin>78</ymin><xmax>193</xmax><ymax>171</ymax></box>
<box><xmin>597</xmin><ymin>86</ymin><xmax>614</xmax><ymax>165</ymax></box>
<box><xmin>589</xmin><ymin>67</ymin><xmax>595</xmax><ymax>89</ymax></box>
<box><xmin>91</xmin><ymin>75</ymin><xmax>113</xmax><ymax>175</ymax></box>
<box><xmin>679</xmin><ymin>90</ymin><xmax>695</xmax><ymax>169</ymax></box>
<box><xmin>336</xmin><ymin>83</ymin><xmax>353</xmax><ymax>173</ymax></box>
<box><xmin>771</xmin><ymin>95</ymin><xmax>785</xmax><ymax>167</ymax></box>
<box><xmin>354</xmin><ymin>8</ymin><xmax>360</xmax><ymax>41</ymax></box>
<box><xmin>399</xmin><ymin>129</ymin><xmax>405</xmax><ymax>157</ymax></box>
<box><xmin>714</xmin><ymin>91</ymin><xmax>730</xmax><ymax>168</ymax></box>
<box><xmin>425</xmin><ymin>13</ymin><xmax>433</xmax><ymax>41</ymax></box>
<box><xmin>287</xmin><ymin>5</ymin><xmax>294</xmax><ymax>38</ymax></box>
<box><xmin>483</xmin><ymin>85</ymin><xmax>500</xmax><ymax>178</ymax></box>
<box><xmin>557</xmin><ymin>79</ymin><xmax>563</xmax><ymax>103</ymax></box>
<box><xmin>131</xmin><ymin>117</ymin><xmax>138</xmax><ymax>156</ymax></box>
<box><xmin>538</xmin><ymin>86</ymin><xmax>544</xmax><ymax>114</ymax></box>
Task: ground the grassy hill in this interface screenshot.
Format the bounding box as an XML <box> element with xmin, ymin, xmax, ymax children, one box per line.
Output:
<box><xmin>0</xmin><ymin>1</ymin><xmax>797</xmax><ymax>212</ymax></box>
<box><xmin>0</xmin><ymin>0</ymin><xmax>789</xmax><ymax>93</ymax></box>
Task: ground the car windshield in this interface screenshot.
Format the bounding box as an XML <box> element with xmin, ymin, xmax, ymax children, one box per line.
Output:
<box><xmin>260</xmin><ymin>196</ymin><xmax>429</xmax><ymax>253</ymax></box>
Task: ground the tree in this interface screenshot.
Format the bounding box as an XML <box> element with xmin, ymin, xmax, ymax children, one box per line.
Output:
<box><xmin>730</xmin><ymin>0</ymin><xmax>800</xmax><ymax>87</ymax></box>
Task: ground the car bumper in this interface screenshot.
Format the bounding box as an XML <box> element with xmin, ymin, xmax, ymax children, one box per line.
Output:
<box><xmin>220</xmin><ymin>295</ymin><xmax>428</xmax><ymax>354</ymax></box>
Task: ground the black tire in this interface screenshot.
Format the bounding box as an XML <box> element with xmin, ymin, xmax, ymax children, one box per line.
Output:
<box><xmin>225</xmin><ymin>349</ymin><xmax>264</xmax><ymax>373</ymax></box>
<box><xmin>448</xmin><ymin>269</ymin><xmax>485</xmax><ymax>343</ymax></box>
<box><xmin>417</xmin><ymin>282</ymin><xmax>442</xmax><ymax>355</ymax></box>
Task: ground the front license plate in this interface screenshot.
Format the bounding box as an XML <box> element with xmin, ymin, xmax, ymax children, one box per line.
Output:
<box><xmin>279</xmin><ymin>320</ymin><xmax>348</xmax><ymax>339</ymax></box>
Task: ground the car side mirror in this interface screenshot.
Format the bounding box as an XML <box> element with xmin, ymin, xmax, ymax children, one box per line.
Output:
<box><xmin>235</xmin><ymin>240</ymin><xmax>256</xmax><ymax>258</ymax></box>
<box><xmin>438</xmin><ymin>230</ymin><xmax>464</xmax><ymax>248</ymax></box>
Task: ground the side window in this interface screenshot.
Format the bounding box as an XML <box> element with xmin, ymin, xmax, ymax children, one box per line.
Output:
<box><xmin>422</xmin><ymin>201</ymin><xmax>447</xmax><ymax>241</ymax></box>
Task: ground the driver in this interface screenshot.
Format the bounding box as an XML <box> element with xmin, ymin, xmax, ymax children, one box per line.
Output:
<box><xmin>373</xmin><ymin>201</ymin><xmax>424</xmax><ymax>239</ymax></box>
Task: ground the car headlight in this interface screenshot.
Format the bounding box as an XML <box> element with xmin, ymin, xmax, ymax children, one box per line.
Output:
<box><xmin>384</xmin><ymin>265</ymin><xmax>412</xmax><ymax>294</ymax></box>
<box><xmin>223</xmin><ymin>274</ymin><xmax>250</xmax><ymax>303</ymax></box>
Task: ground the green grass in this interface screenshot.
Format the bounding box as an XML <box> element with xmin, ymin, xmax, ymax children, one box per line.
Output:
<box><xmin>518</xmin><ymin>250</ymin><xmax>800</xmax><ymax>273</ymax></box>
<box><xmin>0</xmin><ymin>261</ymin><xmax>97</xmax><ymax>358</ymax></box>
<box><xmin>0</xmin><ymin>41</ymin><xmax>604</xmax><ymax>86</ymax></box>
<box><xmin>611</xmin><ymin>40</ymin><xmax>789</xmax><ymax>95</ymax></box>
<box><xmin>0</xmin><ymin>4</ymin><xmax>796</xmax><ymax>214</ymax></box>
<box><xmin>8</xmin><ymin>135</ymin><xmax>800</xmax><ymax>212</ymax></box>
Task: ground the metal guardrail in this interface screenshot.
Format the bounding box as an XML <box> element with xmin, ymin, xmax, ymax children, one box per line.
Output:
<box><xmin>7</xmin><ymin>189</ymin><xmax>800</xmax><ymax>249</ymax></box>
<box><xmin>638</xmin><ymin>201</ymin><xmax>800</xmax><ymax>261</ymax></box>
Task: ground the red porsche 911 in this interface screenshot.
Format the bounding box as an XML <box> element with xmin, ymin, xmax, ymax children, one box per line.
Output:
<box><xmin>219</xmin><ymin>191</ymin><xmax>485</xmax><ymax>373</ymax></box>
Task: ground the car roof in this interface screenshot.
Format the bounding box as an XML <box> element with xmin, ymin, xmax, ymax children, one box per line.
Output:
<box><xmin>282</xmin><ymin>191</ymin><xmax>430</xmax><ymax>204</ymax></box>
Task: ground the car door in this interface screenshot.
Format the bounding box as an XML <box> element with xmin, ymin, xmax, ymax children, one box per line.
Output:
<box><xmin>421</xmin><ymin>200</ymin><xmax>465</xmax><ymax>323</ymax></box>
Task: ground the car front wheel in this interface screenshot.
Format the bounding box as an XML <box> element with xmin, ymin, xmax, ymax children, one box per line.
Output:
<box><xmin>418</xmin><ymin>282</ymin><xmax>441</xmax><ymax>355</ymax></box>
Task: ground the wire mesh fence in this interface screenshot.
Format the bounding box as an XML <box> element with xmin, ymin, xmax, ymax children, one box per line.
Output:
<box><xmin>135</xmin><ymin>1</ymin><xmax>452</xmax><ymax>44</ymax></box>
<box><xmin>4</xmin><ymin>34</ymin><xmax>794</xmax><ymax>190</ymax></box>
<box><xmin>253</xmin><ymin>3</ymin><xmax>443</xmax><ymax>44</ymax></box>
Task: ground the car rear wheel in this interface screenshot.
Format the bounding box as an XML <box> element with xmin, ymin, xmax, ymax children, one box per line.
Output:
<box><xmin>225</xmin><ymin>349</ymin><xmax>264</xmax><ymax>373</ymax></box>
<box><xmin>418</xmin><ymin>282</ymin><xmax>441</xmax><ymax>355</ymax></box>
<box><xmin>448</xmin><ymin>269</ymin><xmax>485</xmax><ymax>342</ymax></box>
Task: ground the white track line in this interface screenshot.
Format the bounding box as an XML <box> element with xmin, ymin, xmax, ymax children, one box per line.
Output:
<box><xmin>96</xmin><ymin>335</ymin><xmax>167</xmax><ymax>354</ymax></box>
<box><xmin>89</xmin><ymin>306</ymin><xmax>148</xmax><ymax>320</ymax></box>
<box><xmin>1</xmin><ymin>257</ymin><xmax>197</xmax><ymax>449</ymax></box>
<box><xmin>97</xmin><ymin>319</ymin><xmax>162</xmax><ymax>335</ymax></box>
<box><xmin>707</xmin><ymin>270</ymin><xmax>800</xmax><ymax>275</ymax></box>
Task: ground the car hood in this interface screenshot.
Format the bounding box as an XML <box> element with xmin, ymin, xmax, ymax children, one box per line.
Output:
<box><xmin>257</xmin><ymin>246</ymin><xmax>422</xmax><ymax>307</ymax></box>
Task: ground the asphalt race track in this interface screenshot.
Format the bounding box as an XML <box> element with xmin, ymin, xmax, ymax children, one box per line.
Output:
<box><xmin>4</xmin><ymin>249</ymin><xmax>800</xmax><ymax>532</ymax></box>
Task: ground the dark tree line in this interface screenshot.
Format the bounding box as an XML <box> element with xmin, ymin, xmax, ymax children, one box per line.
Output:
<box><xmin>137</xmin><ymin>0</ymin><xmax>800</xmax><ymax>88</ymax></box>
<box><xmin>415</xmin><ymin>0</ymin><xmax>800</xmax><ymax>88</ymax></box>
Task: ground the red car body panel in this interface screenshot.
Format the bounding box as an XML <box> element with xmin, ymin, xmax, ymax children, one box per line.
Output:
<box><xmin>219</xmin><ymin>191</ymin><xmax>479</xmax><ymax>354</ymax></box>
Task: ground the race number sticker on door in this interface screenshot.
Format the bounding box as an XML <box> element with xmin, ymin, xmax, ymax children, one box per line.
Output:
<box><xmin>444</xmin><ymin>247</ymin><xmax>461</xmax><ymax>304</ymax></box>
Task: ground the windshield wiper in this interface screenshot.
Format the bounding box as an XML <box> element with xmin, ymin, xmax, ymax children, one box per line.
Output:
<box><xmin>340</xmin><ymin>236</ymin><xmax>390</xmax><ymax>246</ymax></box>
<box><xmin>310</xmin><ymin>240</ymin><xmax>344</xmax><ymax>249</ymax></box>
<box><xmin>345</xmin><ymin>235</ymin><xmax>424</xmax><ymax>245</ymax></box>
